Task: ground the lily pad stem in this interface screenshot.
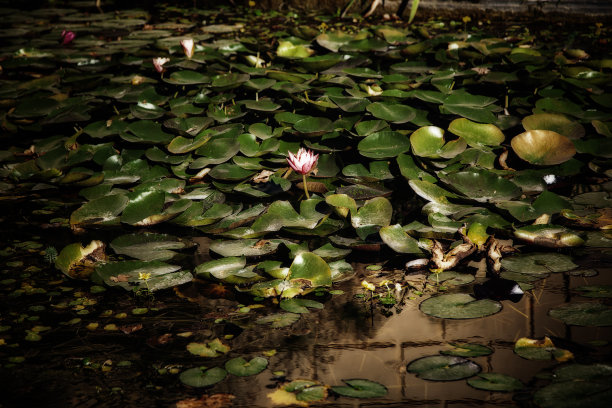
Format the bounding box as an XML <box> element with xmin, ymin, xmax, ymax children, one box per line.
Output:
<box><xmin>302</xmin><ymin>173</ymin><xmax>310</xmax><ymax>199</ymax></box>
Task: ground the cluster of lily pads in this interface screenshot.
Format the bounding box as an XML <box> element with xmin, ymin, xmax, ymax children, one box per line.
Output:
<box><xmin>0</xmin><ymin>2</ymin><xmax>611</xmax><ymax>405</ymax></box>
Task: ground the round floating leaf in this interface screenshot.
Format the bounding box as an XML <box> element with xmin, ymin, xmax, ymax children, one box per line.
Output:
<box><xmin>110</xmin><ymin>233</ymin><xmax>185</xmax><ymax>261</ymax></box>
<box><xmin>467</xmin><ymin>373</ymin><xmax>524</xmax><ymax>392</ymax></box>
<box><xmin>513</xmin><ymin>225</ymin><xmax>585</xmax><ymax>247</ymax></box>
<box><xmin>255</xmin><ymin>312</ymin><xmax>300</xmax><ymax>328</ymax></box>
<box><xmin>522</xmin><ymin>113</ymin><xmax>585</xmax><ymax>140</ymax></box>
<box><xmin>407</xmin><ymin>355</ymin><xmax>481</xmax><ymax>381</ymax></box>
<box><xmin>549</xmin><ymin>302</ymin><xmax>612</xmax><ymax>327</ymax></box>
<box><xmin>427</xmin><ymin>271</ymin><xmax>475</xmax><ymax>286</ymax></box>
<box><xmin>225</xmin><ymin>357</ymin><xmax>268</xmax><ymax>377</ymax></box>
<box><xmin>331</xmin><ymin>379</ymin><xmax>387</xmax><ymax>398</ymax></box>
<box><xmin>420</xmin><ymin>293</ymin><xmax>502</xmax><ymax>319</ymax></box>
<box><xmin>351</xmin><ymin>197</ymin><xmax>393</xmax><ymax>229</ymax></box>
<box><xmin>55</xmin><ymin>240</ymin><xmax>106</xmax><ymax>279</ymax></box>
<box><xmin>293</xmin><ymin>117</ymin><xmax>333</xmax><ymax>136</ymax></box>
<box><xmin>440</xmin><ymin>169</ymin><xmax>521</xmax><ymax>202</ymax></box>
<box><xmin>448</xmin><ymin>118</ymin><xmax>505</xmax><ymax>147</ymax></box>
<box><xmin>280</xmin><ymin>298</ymin><xmax>324</xmax><ymax>314</ymax></box>
<box><xmin>358</xmin><ymin>131</ymin><xmax>411</xmax><ymax>158</ymax></box>
<box><xmin>511</xmin><ymin>130</ymin><xmax>576</xmax><ymax>165</ymax></box>
<box><xmin>501</xmin><ymin>253</ymin><xmax>577</xmax><ymax>275</ymax></box>
<box><xmin>289</xmin><ymin>252</ymin><xmax>332</xmax><ymax>288</ymax></box>
<box><xmin>167</xmin><ymin>132</ymin><xmax>212</xmax><ymax>154</ymax></box>
<box><xmin>70</xmin><ymin>194</ymin><xmax>129</xmax><ymax>226</ymax></box>
<box><xmin>121</xmin><ymin>190</ymin><xmax>166</xmax><ymax>225</ymax></box>
<box><xmin>194</xmin><ymin>257</ymin><xmax>246</xmax><ymax>280</ymax></box>
<box><xmin>441</xmin><ymin>342</ymin><xmax>493</xmax><ymax>357</ymax></box>
<box><xmin>534</xmin><ymin>365</ymin><xmax>612</xmax><ymax>408</ymax></box>
<box><xmin>165</xmin><ymin>70</ymin><xmax>209</xmax><ymax>85</ymax></box>
<box><xmin>243</xmin><ymin>99</ymin><xmax>281</xmax><ymax>112</ymax></box>
<box><xmin>379</xmin><ymin>224</ymin><xmax>422</xmax><ymax>254</ymax></box>
<box><xmin>210</xmin><ymin>239</ymin><xmax>282</xmax><ymax>257</ymax></box>
<box><xmin>298</xmin><ymin>54</ymin><xmax>343</xmax><ymax>72</ymax></box>
<box><xmin>575</xmin><ymin>285</ymin><xmax>612</xmax><ymax>298</ymax></box>
<box><xmin>125</xmin><ymin>121</ymin><xmax>174</xmax><ymax>144</ymax></box>
<box><xmin>410</xmin><ymin>126</ymin><xmax>445</xmax><ymax>158</ymax></box>
<box><xmin>366</xmin><ymin>102</ymin><xmax>416</xmax><ymax>124</ymax></box>
<box><xmin>179</xmin><ymin>367</ymin><xmax>227</xmax><ymax>387</ymax></box>
<box><xmin>514</xmin><ymin>337</ymin><xmax>573</xmax><ymax>361</ymax></box>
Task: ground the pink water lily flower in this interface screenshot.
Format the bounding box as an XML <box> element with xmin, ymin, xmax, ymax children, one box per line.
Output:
<box><xmin>287</xmin><ymin>147</ymin><xmax>318</xmax><ymax>175</ymax></box>
<box><xmin>287</xmin><ymin>148</ymin><xmax>318</xmax><ymax>199</ymax></box>
<box><xmin>152</xmin><ymin>57</ymin><xmax>170</xmax><ymax>73</ymax></box>
<box><xmin>180</xmin><ymin>38</ymin><xmax>194</xmax><ymax>58</ymax></box>
<box><xmin>60</xmin><ymin>30</ymin><xmax>75</xmax><ymax>45</ymax></box>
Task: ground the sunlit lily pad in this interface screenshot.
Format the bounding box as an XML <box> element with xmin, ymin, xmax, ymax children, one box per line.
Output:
<box><xmin>55</xmin><ymin>240</ymin><xmax>106</xmax><ymax>279</ymax></box>
<box><xmin>511</xmin><ymin>130</ymin><xmax>576</xmax><ymax>165</ymax></box>
<box><xmin>549</xmin><ymin>302</ymin><xmax>612</xmax><ymax>326</ymax></box>
<box><xmin>420</xmin><ymin>293</ymin><xmax>502</xmax><ymax>319</ymax></box>
<box><xmin>467</xmin><ymin>373</ymin><xmax>524</xmax><ymax>392</ymax></box>
<box><xmin>225</xmin><ymin>357</ymin><xmax>268</xmax><ymax>377</ymax></box>
<box><xmin>331</xmin><ymin>379</ymin><xmax>387</xmax><ymax>398</ymax></box>
<box><xmin>448</xmin><ymin>118</ymin><xmax>505</xmax><ymax>147</ymax></box>
<box><xmin>406</xmin><ymin>355</ymin><xmax>481</xmax><ymax>381</ymax></box>
<box><xmin>501</xmin><ymin>252</ymin><xmax>577</xmax><ymax>275</ymax></box>
<box><xmin>379</xmin><ymin>224</ymin><xmax>422</xmax><ymax>254</ymax></box>
<box><xmin>70</xmin><ymin>194</ymin><xmax>129</xmax><ymax>226</ymax></box>
<box><xmin>522</xmin><ymin>113</ymin><xmax>585</xmax><ymax>140</ymax></box>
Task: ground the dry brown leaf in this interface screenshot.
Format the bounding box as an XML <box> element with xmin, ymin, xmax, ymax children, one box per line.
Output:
<box><xmin>110</xmin><ymin>274</ymin><xmax>129</xmax><ymax>283</ymax></box>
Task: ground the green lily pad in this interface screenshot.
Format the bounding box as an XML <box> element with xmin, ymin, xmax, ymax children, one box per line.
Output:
<box><xmin>522</xmin><ymin>113</ymin><xmax>585</xmax><ymax>140</ymax></box>
<box><xmin>179</xmin><ymin>367</ymin><xmax>227</xmax><ymax>387</ymax></box>
<box><xmin>420</xmin><ymin>293</ymin><xmax>502</xmax><ymax>319</ymax></box>
<box><xmin>427</xmin><ymin>271</ymin><xmax>475</xmax><ymax>286</ymax></box>
<box><xmin>501</xmin><ymin>253</ymin><xmax>577</xmax><ymax>275</ymax></box>
<box><xmin>511</xmin><ymin>130</ymin><xmax>576</xmax><ymax>165</ymax></box>
<box><xmin>358</xmin><ymin>131</ymin><xmax>411</xmax><ymax>159</ymax></box>
<box><xmin>513</xmin><ymin>224</ymin><xmax>585</xmax><ymax>247</ymax></box>
<box><xmin>165</xmin><ymin>70</ymin><xmax>209</xmax><ymax>85</ymax></box>
<box><xmin>110</xmin><ymin>233</ymin><xmax>185</xmax><ymax>261</ymax></box>
<box><xmin>92</xmin><ymin>260</ymin><xmax>190</xmax><ymax>292</ymax></box>
<box><xmin>448</xmin><ymin>118</ymin><xmax>505</xmax><ymax>147</ymax></box>
<box><xmin>441</xmin><ymin>342</ymin><xmax>493</xmax><ymax>357</ymax></box>
<box><xmin>575</xmin><ymin>285</ymin><xmax>612</xmax><ymax>298</ymax></box>
<box><xmin>209</xmin><ymin>239</ymin><xmax>282</xmax><ymax>257</ymax></box>
<box><xmin>225</xmin><ymin>357</ymin><xmax>268</xmax><ymax>377</ymax></box>
<box><xmin>549</xmin><ymin>302</ymin><xmax>612</xmax><ymax>326</ymax></box>
<box><xmin>366</xmin><ymin>102</ymin><xmax>416</xmax><ymax>124</ymax></box>
<box><xmin>255</xmin><ymin>312</ymin><xmax>300</xmax><ymax>328</ymax></box>
<box><xmin>331</xmin><ymin>379</ymin><xmax>387</xmax><ymax>398</ymax></box>
<box><xmin>293</xmin><ymin>117</ymin><xmax>334</xmax><ymax>136</ymax></box>
<box><xmin>288</xmin><ymin>252</ymin><xmax>332</xmax><ymax>289</ymax></box>
<box><xmin>467</xmin><ymin>373</ymin><xmax>524</xmax><ymax>392</ymax></box>
<box><xmin>70</xmin><ymin>194</ymin><xmax>129</xmax><ymax>226</ymax></box>
<box><xmin>124</xmin><ymin>121</ymin><xmax>173</xmax><ymax>144</ymax></box>
<box><xmin>440</xmin><ymin>169</ymin><xmax>521</xmax><ymax>202</ymax></box>
<box><xmin>351</xmin><ymin>197</ymin><xmax>393</xmax><ymax>229</ymax></box>
<box><xmin>406</xmin><ymin>355</ymin><xmax>481</xmax><ymax>381</ymax></box>
<box><xmin>55</xmin><ymin>240</ymin><xmax>106</xmax><ymax>280</ymax></box>
<box><xmin>534</xmin><ymin>364</ymin><xmax>612</xmax><ymax>408</ymax></box>
<box><xmin>379</xmin><ymin>224</ymin><xmax>422</xmax><ymax>254</ymax></box>
<box><xmin>279</xmin><ymin>298</ymin><xmax>324</xmax><ymax>314</ymax></box>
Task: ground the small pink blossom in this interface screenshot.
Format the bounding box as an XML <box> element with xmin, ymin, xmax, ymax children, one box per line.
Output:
<box><xmin>152</xmin><ymin>57</ymin><xmax>170</xmax><ymax>73</ymax></box>
<box><xmin>287</xmin><ymin>148</ymin><xmax>318</xmax><ymax>175</ymax></box>
<box><xmin>180</xmin><ymin>38</ymin><xmax>194</xmax><ymax>58</ymax></box>
<box><xmin>61</xmin><ymin>30</ymin><xmax>75</xmax><ymax>45</ymax></box>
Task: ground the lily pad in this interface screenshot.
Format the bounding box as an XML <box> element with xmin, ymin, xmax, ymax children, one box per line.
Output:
<box><xmin>575</xmin><ymin>285</ymin><xmax>612</xmax><ymax>298</ymax></box>
<box><xmin>420</xmin><ymin>293</ymin><xmax>502</xmax><ymax>319</ymax></box>
<box><xmin>406</xmin><ymin>355</ymin><xmax>481</xmax><ymax>381</ymax></box>
<box><xmin>379</xmin><ymin>224</ymin><xmax>422</xmax><ymax>254</ymax></box>
<box><xmin>225</xmin><ymin>357</ymin><xmax>268</xmax><ymax>377</ymax></box>
<box><xmin>440</xmin><ymin>169</ymin><xmax>521</xmax><ymax>202</ymax></box>
<box><xmin>366</xmin><ymin>102</ymin><xmax>416</xmax><ymax>124</ymax></box>
<box><xmin>511</xmin><ymin>130</ymin><xmax>576</xmax><ymax>165</ymax></box>
<box><xmin>331</xmin><ymin>379</ymin><xmax>387</xmax><ymax>398</ymax></box>
<box><xmin>110</xmin><ymin>233</ymin><xmax>185</xmax><ymax>261</ymax></box>
<box><xmin>467</xmin><ymin>373</ymin><xmax>524</xmax><ymax>392</ymax></box>
<box><xmin>358</xmin><ymin>131</ymin><xmax>411</xmax><ymax>159</ymax></box>
<box><xmin>522</xmin><ymin>113</ymin><xmax>585</xmax><ymax>140</ymax></box>
<box><xmin>280</xmin><ymin>298</ymin><xmax>324</xmax><ymax>314</ymax></box>
<box><xmin>448</xmin><ymin>118</ymin><xmax>505</xmax><ymax>147</ymax></box>
<box><xmin>441</xmin><ymin>342</ymin><xmax>493</xmax><ymax>357</ymax></box>
<box><xmin>179</xmin><ymin>367</ymin><xmax>227</xmax><ymax>387</ymax></box>
<box><xmin>549</xmin><ymin>302</ymin><xmax>612</xmax><ymax>326</ymax></box>
<box><xmin>255</xmin><ymin>312</ymin><xmax>300</xmax><ymax>328</ymax></box>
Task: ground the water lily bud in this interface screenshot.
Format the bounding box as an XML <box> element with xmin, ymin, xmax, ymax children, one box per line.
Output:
<box><xmin>61</xmin><ymin>30</ymin><xmax>75</xmax><ymax>45</ymax></box>
<box><xmin>152</xmin><ymin>57</ymin><xmax>170</xmax><ymax>73</ymax></box>
<box><xmin>180</xmin><ymin>38</ymin><xmax>194</xmax><ymax>58</ymax></box>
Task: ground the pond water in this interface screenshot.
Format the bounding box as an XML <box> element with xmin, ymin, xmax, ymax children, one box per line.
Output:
<box><xmin>0</xmin><ymin>2</ymin><xmax>611</xmax><ymax>408</ymax></box>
